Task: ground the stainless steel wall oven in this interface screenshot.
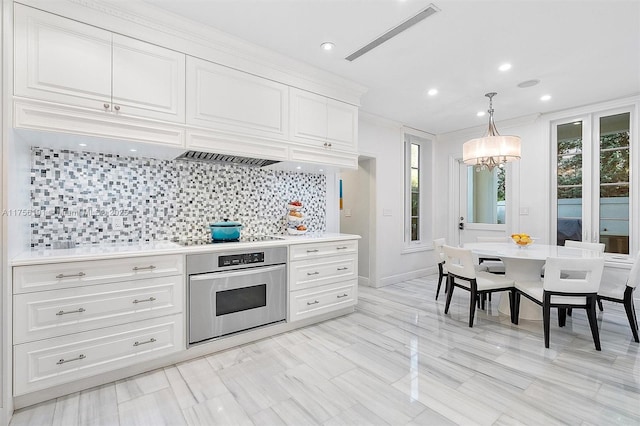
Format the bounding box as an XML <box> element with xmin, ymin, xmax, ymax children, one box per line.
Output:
<box><xmin>187</xmin><ymin>246</ymin><xmax>287</xmax><ymax>346</ymax></box>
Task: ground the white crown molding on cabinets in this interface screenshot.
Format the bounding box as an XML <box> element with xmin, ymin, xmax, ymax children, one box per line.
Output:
<box><xmin>358</xmin><ymin>110</ymin><xmax>404</xmax><ymax>130</ymax></box>
<box><xmin>17</xmin><ymin>0</ymin><xmax>368</xmax><ymax>106</ymax></box>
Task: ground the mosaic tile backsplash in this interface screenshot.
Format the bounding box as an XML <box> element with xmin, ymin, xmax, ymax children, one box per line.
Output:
<box><xmin>30</xmin><ymin>147</ymin><xmax>326</xmax><ymax>248</ymax></box>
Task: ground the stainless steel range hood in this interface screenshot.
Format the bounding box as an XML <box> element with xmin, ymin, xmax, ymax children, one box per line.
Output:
<box><xmin>175</xmin><ymin>150</ymin><xmax>280</xmax><ymax>167</ymax></box>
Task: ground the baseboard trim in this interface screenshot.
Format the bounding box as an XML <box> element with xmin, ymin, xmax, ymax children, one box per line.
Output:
<box><xmin>378</xmin><ymin>266</ymin><xmax>437</xmax><ymax>287</ymax></box>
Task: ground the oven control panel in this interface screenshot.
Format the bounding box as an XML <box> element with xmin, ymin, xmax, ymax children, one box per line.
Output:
<box><xmin>219</xmin><ymin>252</ymin><xmax>265</xmax><ymax>267</ymax></box>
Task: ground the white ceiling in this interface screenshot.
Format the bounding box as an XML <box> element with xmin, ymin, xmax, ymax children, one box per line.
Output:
<box><xmin>142</xmin><ymin>0</ymin><xmax>640</xmax><ymax>135</ymax></box>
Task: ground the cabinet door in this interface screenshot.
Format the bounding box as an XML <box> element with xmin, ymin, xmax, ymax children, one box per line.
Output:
<box><xmin>14</xmin><ymin>4</ymin><xmax>112</xmax><ymax>110</ymax></box>
<box><xmin>290</xmin><ymin>88</ymin><xmax>328</xmax><ymax>143</ymax></box>
<box><xmin>112</xmin><ymin>35</ymin><xmax>186</xmax><ymax>123</ymax></box>
<box><xmin>186</xmin><ymin>57</ymin><xmax>288</xmax><ymax>139</ymax></box>
<box><xmin>327</xmin><ymin>99</ymin><xmax>358</xmax><ymax>151</ymax></box>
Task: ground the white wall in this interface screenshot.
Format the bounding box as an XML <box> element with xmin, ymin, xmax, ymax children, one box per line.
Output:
<box><xmin>358</xmin><ymin>112</ymin><xmax>438</xmax><ymax>287</ymax></box>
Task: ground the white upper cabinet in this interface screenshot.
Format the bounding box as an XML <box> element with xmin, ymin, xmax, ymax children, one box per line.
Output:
<box><xmin>186</xmin><ymin>57</ymin><xmax>288</xmax><ymax>140</ymax></box>
<box><xmin>14</xmin><ymin>4</ymin><xmax>185</xmax><ymax>123</ymax></box>
<box><xmin>290</xmin><ymin>88</ymin><xmax>358</xmax><ymax>152</ymax></box>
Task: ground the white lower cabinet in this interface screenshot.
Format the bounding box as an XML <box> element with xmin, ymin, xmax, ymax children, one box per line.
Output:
<box><xmin>13</xmin><ymin>314</ymin><xmax>183</xmax><ymax>395</ymax></box>
<box><xmin>288</xmin><ymin>239</ymin><xmax>358</xmax><ymax>322</ymax></box>
<box><xmin>12</xmin><ymin>254</ymin><xmax>185</xmax><ymax>397</ymax></box>
<box><xmin>289</xmin><ymin>281</ymin><xmax>357</xmax><ymax>322</ymax></box>
<box><xmin>13</xmin><ymin>276</ymin><xmax>183</xmax><ymax>344</ymax></box>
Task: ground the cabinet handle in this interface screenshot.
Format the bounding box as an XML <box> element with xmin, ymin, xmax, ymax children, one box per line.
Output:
<box><xmin>328</xmin><ymin>143</ymin><xmax>332</xmax><ymax>148</ymax></box>
<box><xmin>56</xmin><ymin>272</ymin><xmax>86</xmax><ymax>279</ymax></box>
<box><xmin>336</xmin><ymin>246</ymin><xmax>348</xmax><ymax>250</ymax></box>
<box><xmin>133</xmin><ymin>297</ymin><xmax>156</xmax><ymax>304</ymax></box>
<box><xmin>337</xmin><ymin>267</ymin><xmax>348</xmax><ymax>271</ymax></box>
<box><xmin>103</xmin><ymin>103</ymin><xmax>110</xmax><ymax>110</ymax></box>
<box><xmin>306</xmin><ymin>249</ymin><xmax>319</xmax><ymax>253</ymax></box>
<box><xmin>114</xmin><ymin>105</ymin><xmax>120</xmax><ymax>111</ymax></box>
<box><xmin>337</xmin><ymin>294</ymin><xmax>349</xmax><ymax>299</ymax></box>
<box><xmin>306</xmin><ymin>272</ymin><xmax>320</xmax><ymax>276</ymax></box>
<box><xmin>133</xmin><ymin>265</ymin><xmax>156</xmax><ymax>271</ymax></box>
<box><xmin>56</xmin><ymin>307</ymin><xmax>86</xmax><ymax>316</ymax></box>
<box><xmin>133</xmin><ymin>338</ymin><xmax>156</xmax><ymax>347</ymax></box>
<box><xmin>57</xmin><ymin>354</ymin><xmax>86</xmax><ymax>365</ymax></box>
<box><xmin>306</xmin><ymin>300</ymin><xmax>320</xmax><ymax>306</ymax></box>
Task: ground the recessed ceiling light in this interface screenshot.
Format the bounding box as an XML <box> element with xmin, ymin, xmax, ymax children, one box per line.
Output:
<box><xmin>129</xmin><ymin>149</ymin><xmax>137</xmax><ymax>152</ymax></box>
<box><xmin>498</xmin><ymin>63</ymin><xmax>512</xmax><ymax>72</ymax></box>
<box><xmin>540</xmin><ymin>94</ymin><xmax>552</xmax><ymax>101</ymax></box>
<box><xmin>319</xmin><ymin>168</ymin><xmax>324</xmax><ymax>172</ymax></box>
<box><xmin>79</xmin><ymin>143</ymin><xmax>87</xmax><ymax>147</ymax></box>
<box><xmin>477</xmin><ymin>111</ymin><xmax>486</xmax><ymax>117</ymax></box>
<box><xmin>427</xmin><ymin>88</ymin><xmax>438</xmax><ymax>96</ymax></box>
<box><xmin>296</xmin><ymin>166</ymin><xmax>302</xmax><ymax>170</ymax></box>
<box><xmin>517</xmin><ymin>79</ymin><xmax>540</xmax><ymax>88</ymax></box>
<box><xmin>320</xmin><ymin>42</ymin><xmax>335</xmax><ymax>51</ymax></box>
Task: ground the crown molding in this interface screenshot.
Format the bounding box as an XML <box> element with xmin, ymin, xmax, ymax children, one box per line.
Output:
<box><xmin>16</xmin><ymin>0</ymin><xmax>368</xmax><ymax>105</ymax></box>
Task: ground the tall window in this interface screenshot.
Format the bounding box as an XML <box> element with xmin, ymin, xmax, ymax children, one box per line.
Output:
<box><xmin>409</xmin><ymin>142</ymin><xmax>420</xmax><ymax>241</ymax></box>
<box><xmin>404</xmin><ymin>131</ymin><xmax>432</xmax><ymax>249</ymax></box>
<box><xmin>466</xmin><ymin>165</ymin><xmax>506</xmax><ymax>224</ymax></box>
<box><xmin>553</xmin><ymin>109</ymin><xmax>633</xmax><ymax>254</ymax></box>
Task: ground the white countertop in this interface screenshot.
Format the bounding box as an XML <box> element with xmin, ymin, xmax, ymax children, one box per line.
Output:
<box><xmin>11</xmin><ymin>233</ymin><xmax>360</xmax><ymax>266</ymax></box>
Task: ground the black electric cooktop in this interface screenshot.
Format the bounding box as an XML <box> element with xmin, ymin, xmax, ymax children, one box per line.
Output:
<box><xmin>174</xmin><ymin>235</ymin><xmax>284</xmax><ymax>246</ymax></box>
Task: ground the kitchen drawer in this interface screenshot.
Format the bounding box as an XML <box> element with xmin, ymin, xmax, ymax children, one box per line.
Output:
<box><xmin>14</xmin><ymin>276</ymin><xmax>183</xmax><ymax>344</ymax></box>
<box><xmin>289</xmin><ymin>255</ymin><xmax>356</xmax><ymax>291</ymax></box>
<box><xmin>289</xmin><ymin>280</ymin><xmax>357</xmax><ymax>322</ymax></box>
<box><xmin>289</xmin><ymin>240</ymin><xmax>357</xmax><ymax>261</ymax></box>
<box><xmin>13</xmin><ymin>255</ymin><xmax>184</xmax><ymax>294</ymax></box>
<box><xmin>13</xmin><ymin>313</ymin><xmax>184</xmax><ymax>395</ymax></box>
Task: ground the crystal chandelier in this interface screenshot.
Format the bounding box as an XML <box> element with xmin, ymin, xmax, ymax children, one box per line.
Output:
<box><xmin>463</xmin><ymin>92</ymin><xmax>521</xmax><ymax>172</ymax></box>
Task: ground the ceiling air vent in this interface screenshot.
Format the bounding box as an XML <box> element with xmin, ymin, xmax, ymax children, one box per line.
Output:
<box><xmin>345</xmin><ymin>3</ymin><xmax>440</xmax><ymax>62</ymax></box>
<box><xmin>175</xmin><ymin>151</ymin><xmax>280</xmax><ymax>167</ymax></box>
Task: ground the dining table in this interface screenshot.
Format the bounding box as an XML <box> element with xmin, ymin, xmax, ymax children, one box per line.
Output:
<box><xmin>463</xmin><ymin>242</ymin><xmax>604</xmax><ymax>320</ymax></box>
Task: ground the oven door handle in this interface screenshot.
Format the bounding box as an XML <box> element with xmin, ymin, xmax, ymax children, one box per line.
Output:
<box><xmin>189</xmin><ymin>264</ymin><xmax>285</xmax><ymax>281</ymax></box>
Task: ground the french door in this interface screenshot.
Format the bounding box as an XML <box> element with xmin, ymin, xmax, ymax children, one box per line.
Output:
<box><xmin>551</xmin><ymin>108</ymin><xmax>634</xmax><ymax>255</ymax></box>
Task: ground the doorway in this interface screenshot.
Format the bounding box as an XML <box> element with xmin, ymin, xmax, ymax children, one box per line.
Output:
<box><xmin>339</xmin><ymin>157</ymin><xmax>377</xmax><ymax>287</ymax></box>
<box><xmin>452</xmin><ymin>157</ymin><xmax>508</xmax><ymax>246</ymax></box>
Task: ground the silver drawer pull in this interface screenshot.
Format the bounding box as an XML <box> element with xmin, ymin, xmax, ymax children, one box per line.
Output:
<box><xmin>307</xmin><ymin>300</ymin><xmax>320</xmax><ymax>306</ymax></box>
<box><xmin>133</xmin><ymin>338</ymin><xmax>156</xmax><ymax>347</ymax></box>
<box><xmin>57</xmin><ymin>354</ymin><xmax>86</xmax><ymax>365</ymax></box>
<box><xmin>133</xmin><ymin>265</ymin><xmax>156</xmax><ymax>271</ymax></box>
<box><xmin>336</xmin><ymin>246</ymin><xmax>349</xmax><ymax>250</ymax></box>
<box><xmin>306</xmin><ymin>249</ymin><xmax>319</xmax><ymax>253</ymax></box>
<box><xmin>337</xmin><ymin>294</ymin><xmax>349</xmax><ymax>299</ymax></box>
<box><xmin>307</xmin><ymin>272</ymin><xmax>320</xmax><ymax>276</ymax></box>
<box><xmin>133</xmin><ymin>297</ymin><xmax>156</xmax><ymax>304</ymax></box>
<box><xmin>56</xmin><ymin>308</ymin><xmax>86</xmax><ymax>316</ymax></box>
<box><xmin>56</xmin><ymin>272</ymin><xmax>86</xmax><ymax>279</ymax></box>
<box><xmin>337</xmin><ymin>267</ymin><xmax>349</xmax><ymax>271</ymax></box>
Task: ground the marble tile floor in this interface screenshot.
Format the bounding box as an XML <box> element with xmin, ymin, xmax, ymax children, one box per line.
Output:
<box><xmin>10</xmin><ymin>274</ymin><xmax>640</xmax><ymax>426</ymax></box>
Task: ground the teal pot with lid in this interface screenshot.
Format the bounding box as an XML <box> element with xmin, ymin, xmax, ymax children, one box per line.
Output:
<box><xmin>210</xmin><ymin>219</ymin><xmax>243</xmax><ymax>241</ymax></box>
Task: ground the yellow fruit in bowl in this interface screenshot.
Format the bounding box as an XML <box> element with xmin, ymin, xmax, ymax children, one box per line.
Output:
<box><xmin>512</xmin><ymin>233</ymin><xmax>533</xmax><ymax>246</ymax></box>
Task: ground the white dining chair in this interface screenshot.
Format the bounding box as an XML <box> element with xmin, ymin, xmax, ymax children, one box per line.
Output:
<box><xmin>597</xmin><ymin>251</ymin><xmax>640</xmax><ymax>343</ymax></box>
<box><xmin>562</xmin><ymin>240</ymin><xmax>605</xmax><ymax>316</ymax></box>
<box><xmin>513</xmin><ymin>257</ymin><xmax>605</xmax><ymax>350</ymax></box>
<box><xmin>433</xmin><ymin>238</ymin><xmax>448</xmax><ymax>300</ymax></box>
<box><xmin>476</xmin><ymin>236</ymin><xmax>507</xmax><ymax>274</ymax></box>
<box><xmin>564</xmin><ymin>240</ymin><xmax>606</xmax><ymax>253</ymax></box>
<box><xmin>442</xmin><ymin>245</ymin><xmax>515</xmax><ymax>327</ymax></box>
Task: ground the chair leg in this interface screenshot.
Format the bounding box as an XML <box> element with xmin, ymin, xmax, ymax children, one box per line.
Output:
<box><xmin>567</xmin><ymin>308</ymin><xmax>572</xmax><ymax>317</ymax></box>
<box><xmin>623</xmin><ymin>291</ymin><xmax>639</xmax><ymax>343</ymax></box>
<box><xmin>469</xmin><ymin>291</ymin><xmax>477</xmax><ymax>327</ymax></box>
<box><xmin>597</xmin><ymin>297</ymin><xmax>604</xmax><ymax>312</ymax></box>
<box><xmin>436</xmin><ymin>270</ymin><xmax>444</xmax><ymax>300</ymax></box>
<box><xmin>558</xmin><ymin>308</ymin><xmax>567</xmax><ymax>327</ymax></box>
<box><xmin>586</xmin><ymin>296</ymin><xmax>601</xmax><ymax>351</ymax></box>
<box><xmin>444</xmin><ymin>276</ymin><xmax>454</xmax><ymax>314</ymax></box>
<box><xmin>543</xmin><ymin>294</ymin><xmax>551</xmax><ymax>348</ymax></box>
<box><xmin>513</xmin><ymin>292</ymin><xmax>520</xmax><ymax>325</ymax></box>
<box><xmin>509</xmin><ymin>289</ymin><xmax>516</xmax><ymax>324</ymax></box>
